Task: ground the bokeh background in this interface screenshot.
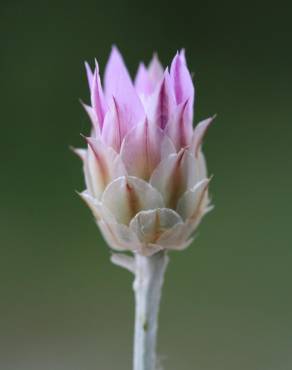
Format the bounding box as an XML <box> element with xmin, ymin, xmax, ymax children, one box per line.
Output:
<box><xmin>1</xmin><ymin>0</ymin><xmax>291</xmax><ymax>369</ymax></box>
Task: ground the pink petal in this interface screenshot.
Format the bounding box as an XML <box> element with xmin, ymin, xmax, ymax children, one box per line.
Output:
<box><xmin>80</xmin><ymin>101</ymin><xmax>100</xmax><ymax>137</ymax></box>
<box><xmin>148</xmin><ymin>53</ymin><xmax>164</xmax><ymax>87</ymax></box>
<box><xmin>135</xmin><ymin>54</ymin><xmax>164</xmax><ymax>97</ymax></box>
<box><xmin>90</xmin><ymin>61</ymin><xmax>107</xmax><ymax>129</ymax></box>
<box><xmin>104</xmin><ymin>46</ymin><xmax>144</xmax><ymax>127</ymax></box>
<box><xmin>135</xmin><ymin>62</ymin><xmax>153</xmax><ymax>96</ymax></box>
<box><xmin>170</xmin><ymin>53</ymin><xmax>194</xmax><ymax>121</ymax></box>
<box><xmin>85</xmin><ymin>61</ymin><xmax>93</xmax><ymax>90</ymax></box>
<box><xmin>191</xmin><ymin>115</ymin><xmax>215</xmax><ymax>157</ymax></box>
<box><xmin>179</xmin><ymin>49</ymin><xmax>187</xmax><ymax>65</ymax></box>
<box><xmin>164</xmin><ymin>100</ymin><xmax>193</xmax><ymax>151</ymax></box>
<box><xmin>120</xmin><ymin>119</ymin><xmax>175</xmax><ymax>180</ymax></box>
<box><xmin>84</xmin><ymin>137</ymin><xmax>126</xmax><ymax>199</ymax></box>
<box><xmin>102</xmin><ymin>97</ymin><xmax>130</xmax><ymax>153</ymax></box>
<box><xmin>146</xmin><ymin>70</ymin><xmax>176</xmax><ymax>129</ymax></box>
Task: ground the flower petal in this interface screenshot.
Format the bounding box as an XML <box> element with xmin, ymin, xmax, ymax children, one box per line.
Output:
<box><xmin>135</xmin><ymin>54</ymin><xmax>164</xmax><ymax>97</ymax></box>
<box><xmin>129</xmin><ymin>208</ymin><xmax>183</xmax><ymax>244</ymax></box>
<box><xmin>196</xmin><ymin>150</ymin><xmax>208</xmax><ymax>180</ymax></box>
<box><xmin>170</xmin><ymin>52</ymin><xmax>194</xmax><ymax>121</ymax></box>
<box><xmin>148</xmin><ymin>53</ymin><xmax>164</xmax><ymax>86</ymax></box>
<box><xmin>80</xmin><ymin>101</ymin><xmax>100</xmax><ymax>137</ymax></box>
<box><xmin>79</xmin><ymin>190</ymin><xmax>107</xmax><ymax>221</ymax></box>
<box><xmin>120</xmin><ymin>119</ymin><xmax>175</xmax><ymax>180</ymax></box>
<box><xmin>91</xmin><ymin>61</ymin><xmax>107</xmax><ymax>129</ymax></box>
<box><xmin>80</xmin><ymin>191</ymin><xmax>140</xmax><ymax>251</ymax></box>
<box><xmin>191</xmin><ymin>116</ymin><xmax>215</xmax><ymax>157</ymax></box>
<box><xmin>98</xmin><ymin>220</ymin><xmax>141</xmax><ymax>252</ymax></box>
<box><xmin>179</xmin><ymin>49</ymin><xmax>186</xmax><ymax>65</ymax></box>
<box><xmin>101</xmin><ymin>97</ymin><xmax>129</xmax><ymax>152</ymax></box>
<box><xmin>164</xmin><ymin>100</ymin><xmax>193</xmax><ymax>151</ymax></box>
<box><xmin>71</xmin><ymin>147</ymin><xmax>87</xmax><ymax>161</ymax></box>
<box><xmin>85</xmin><ymin>61</ymin><xmax>93</xmax><ymax>90</ymax></box>
<box><xmin>155</xmin><ymin>223</ymin><xmax>194</xmax><ymax>250</ymax></box>
<box><xmin>146</xmin><ymin>70</ymin><xmax>176</xmax><ymax>129</ymax></box>
<box><xmin>104</xmin><ymin>46</ymin><xmax>144</xmax><ymax>127</ymax></box>
<box><xmin>135</xmin><ymin>62</ymin><xmax>153</xmax><ymax>96</ymax></box>
<box><xmin>150</xmin><ymin>149</ymin><xmax>202</xmax><ymax>209</ymax></box>
<box><xmin>84</xmin><ymin>137</ymin><xmax>126</xmax><ymax>199</ymax></box>
<box><xmin>101</xmin><ymin>176</ymin><xmax>164</xmax><ymax>225</ymax></box>
<box><xmin>176</xmin><ymin>178</ymin><xmax>211</xmax><ymax>221</ymax></box>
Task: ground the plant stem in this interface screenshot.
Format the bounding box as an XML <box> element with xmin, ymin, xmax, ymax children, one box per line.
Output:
<box><xmin>133</xmin><ymin>251</ymin><xmax>169</xmax><ymax>370</ymax></box>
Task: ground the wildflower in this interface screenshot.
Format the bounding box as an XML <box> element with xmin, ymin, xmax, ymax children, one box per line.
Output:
<box><xmin>76</xmin><ymin>47</ymin><xmax>213</xmax><ymax>256</ymax></box>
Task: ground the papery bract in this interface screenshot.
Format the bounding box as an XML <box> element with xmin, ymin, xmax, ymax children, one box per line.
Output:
<box><xmin>75</xmin><ymin>46</ymin><xmax>214</xmax><ymax>256</ymax></box>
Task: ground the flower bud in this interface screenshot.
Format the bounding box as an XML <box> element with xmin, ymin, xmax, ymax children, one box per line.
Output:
<box><xmin>76</xmin><ymin>46</ymin><xmax>214</xmax><ymax>256</ymax></box>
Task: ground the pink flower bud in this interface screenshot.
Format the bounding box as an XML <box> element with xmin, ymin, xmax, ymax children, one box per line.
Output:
<box><xmin>76</xmin><ymin>47</ymin><xmax>214</xmax><ymax>256</ymax></box>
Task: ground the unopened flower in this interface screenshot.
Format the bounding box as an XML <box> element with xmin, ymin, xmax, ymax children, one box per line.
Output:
<box><xmin>75</xmin><ymin>47</ymin><xmax>214</xmax><ymax>256</ymax></box>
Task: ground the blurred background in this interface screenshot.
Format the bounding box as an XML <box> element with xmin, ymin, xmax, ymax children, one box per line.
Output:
<box><xmin>1</xmin><ymin>0</ymin><xmax>292</xmax><ymax>369</ymax></box>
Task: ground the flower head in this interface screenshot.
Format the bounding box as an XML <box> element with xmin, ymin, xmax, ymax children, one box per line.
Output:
<box><xmin>76</xmin><ymin>46</ymin><xmax>214</xmax><ymax>256</ymax></box>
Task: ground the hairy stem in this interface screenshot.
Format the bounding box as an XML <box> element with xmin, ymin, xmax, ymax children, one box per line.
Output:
<box><xmin>133</xmin><ymin>251</ymin><xmax>169</xmax><ymax>370</ymax></box>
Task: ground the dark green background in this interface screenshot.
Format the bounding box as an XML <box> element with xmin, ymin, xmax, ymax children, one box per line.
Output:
<box><xmin>1</xmin><ymin>1</ymin><xmax>291</xmax><ymax>369</ymax></box>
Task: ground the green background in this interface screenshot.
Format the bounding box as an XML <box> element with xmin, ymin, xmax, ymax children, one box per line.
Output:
<box><xmin>1</xmin><ymin>1</ymin><xmax>291</xmax><ymax>369</ymax></box>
